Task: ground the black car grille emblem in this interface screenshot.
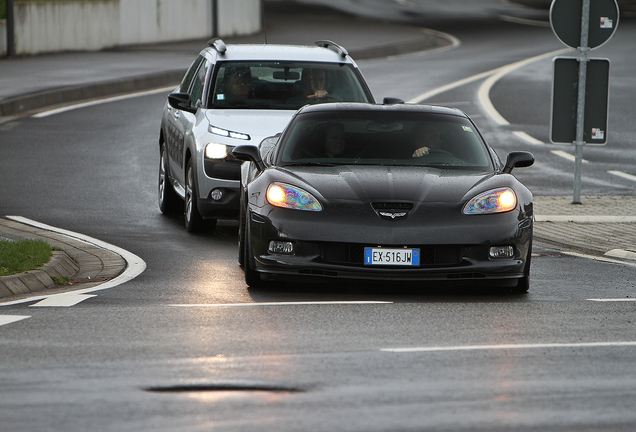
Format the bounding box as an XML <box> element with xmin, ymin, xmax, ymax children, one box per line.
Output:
<box><xmin>372</xmin><ymin>202</ymin><xmax>414</xmax><ymax>220</ymax></box>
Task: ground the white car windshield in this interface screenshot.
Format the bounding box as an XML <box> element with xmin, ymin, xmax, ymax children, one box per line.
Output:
<box><xmin>211</xmin><ymin>61</ymin><xmax>371</xmax><ymax>109</ymax></box>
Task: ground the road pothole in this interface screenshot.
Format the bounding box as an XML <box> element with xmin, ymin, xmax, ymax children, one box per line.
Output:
<box><xmin>144</xmin><ymin>383</ymin><xmax>306</xmax><ymax>394</ymax></box>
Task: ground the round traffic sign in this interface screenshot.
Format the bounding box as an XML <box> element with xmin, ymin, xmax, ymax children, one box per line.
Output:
<box><xmin>550</xmin><ymin>0</ymin><xmax>619</xmax><ymax>49</ymax></box>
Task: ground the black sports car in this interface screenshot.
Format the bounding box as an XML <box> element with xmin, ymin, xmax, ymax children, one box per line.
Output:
<box><xmin>233</xmin><ymin>102</ymin><xmax>534</xmax><ymax>291</ymax></box>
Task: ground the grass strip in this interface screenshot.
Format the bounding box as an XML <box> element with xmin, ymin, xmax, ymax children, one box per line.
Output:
<box><xmin>0</xmin><ymin>239</ymin><xmax>52</xmax><ymax>277</ymax></box>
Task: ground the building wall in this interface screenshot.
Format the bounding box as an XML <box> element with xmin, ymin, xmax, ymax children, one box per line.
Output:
<box><xmin>1</xmin><ymin>0</ymin><xmax>261</xmax><ymax>56</ymax></box>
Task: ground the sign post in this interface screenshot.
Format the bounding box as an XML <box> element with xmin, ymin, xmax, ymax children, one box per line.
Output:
<box><xmin>549</xmin><ymin>0</ymin><xmax>619</xmax><ymax>204</ymax></box>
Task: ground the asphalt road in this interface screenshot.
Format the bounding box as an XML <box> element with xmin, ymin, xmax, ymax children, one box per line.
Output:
<box><xmin>2</xmin><ymin>4</ymin><xmax>636</xmax><ymax>432</ymax></box>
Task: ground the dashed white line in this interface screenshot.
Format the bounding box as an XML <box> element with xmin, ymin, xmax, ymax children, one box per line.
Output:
<box><xmin>0</xmin><ymin>315</ymin><xmax>30</xmax><ymax>327</ymax></box>
<box><xmin>588</xmin><ymin>298</ymin><xmax>636</xmax><ymax>302</ymax></box>
<box><xmin>30</xmin><ymin>294</ymin><xmax>97</xmax><ymax>307</ymax></box>
<box><xmin>513</xmin><ymin>131</ymin><xmax>543</xmax><ymax>145</ymax></box>
<box><xmin>551</xmin><ymin>149</ymin><xmax>589</xmax><ymax>163</ymax></box>
<box><xmin>170</xmin><ymin>301</ymin><xmax>393</xmax><ymax>307</ymax></box>
<box><xmin>609</xmin><ymin>170</ymin><xmax>636</xmax><ymax>182</ymax></box>
<box><xmin>381</xmin><ymin>341</ymin><xmax>636</xmax><ymax>353</ymax></box>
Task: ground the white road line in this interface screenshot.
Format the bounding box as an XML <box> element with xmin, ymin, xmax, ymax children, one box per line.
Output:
<box><xmin>381</xmin><ymin>341</ymin><xmax>636</xmax><ymax>353</ymax></box>
<box><xmin>0</xmin><ymin>315</ymin><xmax>30</xmax><ymax>327</ymax></box>
<box><xmin>605</xmin><ymin>249</ymin><xmax>636</xmax><ymax>261</ymax></box>
<box><xmin>32</xmin><ymin>86</ymin><xmax>176</xmax><ymax>118</ymax></box>
<box><xmin>609</xmin><ymin>170</ymin><xmax>636</xmax><ymax>182</ymax></box>
<box><xmin>513</xmin><ymin>131</ymin><xmax>543</xmax><ymax>145</ymax></box>
<box><xmin>558</xmin><ymin>250</ymin><xmax>636</xmax><ymax>269</ymax></box>
<box><xmin>534</xmin><ymin>215</ymin><xmax>636</xmax><ymax>223</ymax></box>
<box><xmin>551</xmin><ymin>149</ymin><xmax>589</xmax><ymax>163</ymax></box>
<box><xmin>409</xmin><ymin>47</ymin><xmax>568</xmax><ymax>106</ymax></box>
<box><xmin>170</xmin><ymin>301</ymin><xmax>393</xmax><ymax>307</ymax></box>
<box><xmin>30</xmin><ymin>294</ymin><xmax>97</xmax><ymax>307</ymax></box>
<box><xmin>588</xmin><ymin>298</ymin><xmax>636</xmax><ymax>302</ymax></box>
<box><xmin>0</xmin><ymin>217</ymin><xmax>146</xmax><ymax>307</ymax></box>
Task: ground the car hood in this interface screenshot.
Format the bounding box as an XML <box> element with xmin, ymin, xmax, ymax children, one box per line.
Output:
<box><xmin>275</xmin><ymin>165</ymin><xmax>495</xmax><ymax>204</ymax></box>
<box><xmin>206</xmin><ymin>110</ymin><xmax>294</xmax><ymax>145</ymax></box>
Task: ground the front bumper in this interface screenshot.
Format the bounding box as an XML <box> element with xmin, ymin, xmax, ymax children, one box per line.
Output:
<box><xmin>247</xmin><ymin>204</ymin><xmax>533</xmax><ymax>284</ymax></box>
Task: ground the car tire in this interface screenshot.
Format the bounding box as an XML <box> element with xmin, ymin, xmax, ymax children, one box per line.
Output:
<box><xmin>511</xmin><ymin>240</ymin><xmax>532</xmax><ymax>294</ymax></box>
<box><xmin>158</xmin><ymin>143</ymin><xmax>181</xmax><ymax>215</ymax></box>
<box><xmin>243</xmin><ymin>221</ymin><xmax>267</xmax><ymax>288</ymax></box>
<box><xmin>238</xmin><ymin>193</ymin><xmax>247</xmax><ymax>269</ymax></box>
<box><xmin>184</xmin><ymin>158</ymin><xmax>204</xmax><ymax>232</ymax></box>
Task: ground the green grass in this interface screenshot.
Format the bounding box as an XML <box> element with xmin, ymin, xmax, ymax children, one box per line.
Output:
<box><xmin>0</xmin><ymin>239</ymin><xmax>52</xmax><ymax>277</ymax></box>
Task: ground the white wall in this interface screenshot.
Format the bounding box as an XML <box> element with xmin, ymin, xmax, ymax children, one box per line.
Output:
<box><xmin>1</xmin><ymin>0</ymin><xmax>261</xmax><ymax>56</ymax></box>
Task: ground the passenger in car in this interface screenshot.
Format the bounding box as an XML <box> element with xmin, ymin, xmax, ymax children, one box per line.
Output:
<box><xmin>223</xmin><ymin>67</ymin><xmax>253</xmax><ymax>105</ymax></box>
<box><xmin>286</xmin><ymin>69</ymin><xmax>333</xmax><ymax>105</ymax></box>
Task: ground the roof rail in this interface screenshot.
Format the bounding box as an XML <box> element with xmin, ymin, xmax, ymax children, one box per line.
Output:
<box><xmin>208</xmin><ymin>38</ymin><xmax>227</xmax><ymax>54</ymax></box>
<box><xmin>315</xmin><ymin>40</ymin><xmax>348</xmax><ymax>58</ymax></box>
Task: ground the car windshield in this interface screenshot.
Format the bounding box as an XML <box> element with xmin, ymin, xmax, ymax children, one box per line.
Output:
<box><xmin>210</xmin><ymin>61</ymin><xmax>371</xmax><ymax>109</ymax></box>
<box><xmin>276</xmin><ymin>111</ymin><xmax>494</xmax><ymax>169</ymax></box>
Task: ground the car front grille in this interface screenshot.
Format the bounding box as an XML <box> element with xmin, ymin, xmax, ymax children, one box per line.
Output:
<box><xmin>320</xmin><ymin>243</ymin><xmax>462</xmax><ymax>267</ymax></box>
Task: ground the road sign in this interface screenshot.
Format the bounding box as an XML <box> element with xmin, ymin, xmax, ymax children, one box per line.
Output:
<box><xmin>550</xmin><ymin>0</ymin><xmax>619</xmax><ymax>49</ymax></box>
<box><xmin>551</xmin><ymin>57</ymin><xmax>610</xmax><ymax>145</ymax></box>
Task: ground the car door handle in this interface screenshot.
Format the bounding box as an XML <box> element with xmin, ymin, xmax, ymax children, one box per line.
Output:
<box><xmin>173</xmin><ymin>111</ymin><xmax>180</xmax><ymax>119</ymax></box>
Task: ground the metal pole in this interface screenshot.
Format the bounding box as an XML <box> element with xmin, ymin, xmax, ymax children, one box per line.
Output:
<box><xmin>211</xmin><ymin>0</ymin><xmax>218</xmax><ymax>38</ymax></box>
<box><xmin>573</xmin><ymin>0</ymin><xmax>590</xmax><ymax>204</ymax></box>
<box><xmin>6</xmin><ymin>0</ymin><xmax>16</xmax><ymax>57</ymax></box>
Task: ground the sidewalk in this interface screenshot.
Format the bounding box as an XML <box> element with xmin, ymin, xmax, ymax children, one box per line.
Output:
<box><xmin>0</xmin><ymin>2</ymin><xmax>449</xmax><ymax>117</ymax></box>
<box><xmin>1</xmin><ymin>2</ymin><xmax>635</xmax><ymax>299</ymax></box>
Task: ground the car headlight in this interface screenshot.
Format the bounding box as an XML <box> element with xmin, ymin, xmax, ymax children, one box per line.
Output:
<box><xmin>205</xmin><ymin>143</ymin><xmax>229</xmax><ymax>159</ymax></box>
<box><xmin>463</xmin><ymin>188</ymin><xmax>517</xmax><ymax>215</ymax></box>
<box><xmin>267</xmin><ymin>183</ymin><xmax>322</xmax><ymax>211</ymax></box>
<box><xmin>208</xmin><ymin>125</ymin><xmax>250</xmax><ymax>141</ymax></box>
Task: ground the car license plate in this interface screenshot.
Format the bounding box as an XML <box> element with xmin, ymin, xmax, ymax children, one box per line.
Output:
<box><xmin>364</xmin><ymin>248</ymin><xmax>420</xmax><ymax>266</ymax></box>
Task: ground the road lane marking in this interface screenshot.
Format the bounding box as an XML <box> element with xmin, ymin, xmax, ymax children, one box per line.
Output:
<box><xmin>0</xmin><ymin>315</ymin><xmax>30</xmax><ymax>327</ymax></box>
<box><xmin>609</xmin><ymin>170</ymin><xmax>636</xmax><ymax>182</ymax></box>
<box><xmin>32</xmin><ymin>86</ymin><xmax>176</xmax><ymax>118</ymax></box>
<box><xmin>513</xmin><ymin>131</ymin><xmax>543</xmax><ymax>145</ymax></box>
<box><xmin>535</xmin><ymin>215</ymin><xmax>636</xmax><ymax>222</ymax></box>
<box><xmin>604</xmin><ymin>249</ymin><xmax>636</xmax><ymax>261</ymax></box>
<box><xmin>30</xmin><ymin>294</ymin><xmax>97</xmax><ymax>307</ymax></box>
<box><xmin>170</xmin><ymin>301</ymin><xmax>393</xmax><ymax>307</ymax></box>
<box><xmin>0</xmin><ymin>216</ymin><xmax>146</xmax><ymax>307</ymax></box>
<box><xmin>551</xmin><ymin>150</ymin><xmax>589</xmax><ymax>163</ymax></box>
<box><xmin>588</xmin><ymin>298</ymin><xmax>636</xmax><ymax>302</ymax></box>
<box><xmin>381</xmin><ymin>341</ymin><xmax>636</xmax><ymax>353</ymax></box>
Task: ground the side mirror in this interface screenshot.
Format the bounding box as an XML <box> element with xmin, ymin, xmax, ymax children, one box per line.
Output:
<box><xmin>168</xmin><ymin>92</ymin><xmax>197</xmax><ymax>114</ymax></box>
<box><xmin>503</xmin><ymin>151</ymin><xmax>534</xmax><ymax>174</ymax></box>
<box><xmin>232</xmin><ymin>145</ymin><xmax>265</xmax><ymax>171</ymax></box>
<box><xmin>383</xmin><ymin>97</ymin><xmax>404</xmax><ymax>105</ymax></box>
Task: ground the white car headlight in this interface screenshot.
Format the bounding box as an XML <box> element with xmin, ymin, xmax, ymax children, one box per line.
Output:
<box><xmin>463</xmin><ymin>188</ymin><xmax>517</xmax><ymax>215</ymax></box>
<box><xmin>205</xmin><ymin>143</ymin><xmax>228</xmax><ymax>159</ymax></box>
<box><xmin>267</xmin><ymin>183</ymin><xmax>322</xmax><ymax>211</ymax></box>
<box><xmin>208</xmin><ymin>125</ymin><xmax>250</xmax><ymax>141</ymax></box>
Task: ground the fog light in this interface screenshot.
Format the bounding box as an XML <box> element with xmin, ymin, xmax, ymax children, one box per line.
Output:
<box><xmin>268</xmin><ymin>241</ymin><xmax>295</xmax><ymax>254</ymax></box>
<box><xmin>210</xmin><ymin>189</ymin><xmax>223</xmax><ymax>201</ymax></box>
<box><xmin>489</xmin><ymin>246</ymin><xmax>514</xmax><ymax>259</ymax></box>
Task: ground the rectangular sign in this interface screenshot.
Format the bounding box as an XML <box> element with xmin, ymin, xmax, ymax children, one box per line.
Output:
<box><xmin>550</xmin><ymin>57</ymin><xmax>610</xmax><ymax>145</ymax></box>
<box><xmin>364</xmin><ymin>248</ymin><xmax>420</xmax><ymax>266</ymax></box>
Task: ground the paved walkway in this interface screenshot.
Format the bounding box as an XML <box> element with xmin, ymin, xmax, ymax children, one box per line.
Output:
<box><xmin>0</xmin><ymin>2</ymin><xmax>634</xmax><ymax>299</ymax></box>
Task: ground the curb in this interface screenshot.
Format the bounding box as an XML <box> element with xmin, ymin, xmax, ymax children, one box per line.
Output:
<box><xmin>0</xmin><ymin>218</ymin><xmax>128</xmax><ymax>299</ymax></box>
<box><xmin>0</xmin><ymin>70</ymin><xmax>185</xmax><ymax>117</ymax></box>
<box><xmin>0</xmin><ymin>251</ymin><xmax>78</xmax><ymax>297</ymax></box>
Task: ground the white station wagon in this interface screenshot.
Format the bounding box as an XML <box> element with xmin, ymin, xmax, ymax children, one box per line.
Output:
<box><xmin>158</xmin><ymin>38</ymin><xmax>375</xmax><ymax>231</ymax></box>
